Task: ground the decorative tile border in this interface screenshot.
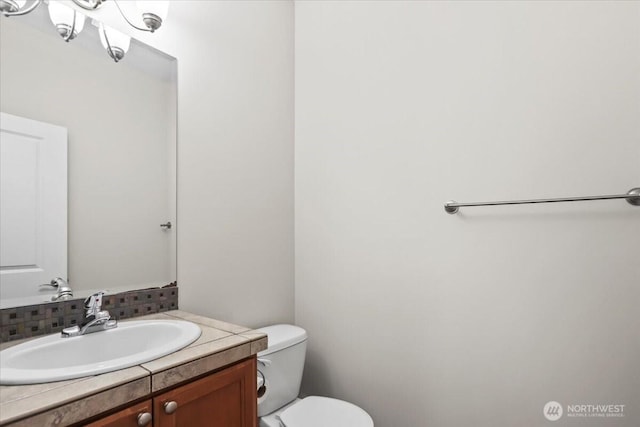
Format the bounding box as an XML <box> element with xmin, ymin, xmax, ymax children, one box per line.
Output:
<box><xmin>0</xmin><ymin>285</ymin><xmax>179</xmax><ymax>342</ymax></box>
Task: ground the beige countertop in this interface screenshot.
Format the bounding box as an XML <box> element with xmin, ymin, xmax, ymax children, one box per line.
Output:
<box><xmin>0</xmin><ymin>310</ymin><xmax>267</xmax><ymax>426</ymax></box>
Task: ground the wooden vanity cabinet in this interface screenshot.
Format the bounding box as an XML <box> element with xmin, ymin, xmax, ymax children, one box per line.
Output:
<box><xmin>154</xmin><ymin>357</ymin><xmax>257</xmax><ymax>427</ymax></box>
<box><xmin>86</xmin><ymin>357</ymin><xmax>257</xmax><ymax>427</ymax></box>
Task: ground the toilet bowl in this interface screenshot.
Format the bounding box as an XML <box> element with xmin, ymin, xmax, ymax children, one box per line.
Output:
<box><xmin>257</xmin><ymin>324</ymin><xmax>373</xmax><ymax>427</ymax></box>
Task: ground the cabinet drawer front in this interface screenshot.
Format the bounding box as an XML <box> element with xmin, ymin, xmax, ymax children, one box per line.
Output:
<box><xmin>154</xmin><ymin>357</ymin><xmax>257</xmax><ymax>427</ymax></box>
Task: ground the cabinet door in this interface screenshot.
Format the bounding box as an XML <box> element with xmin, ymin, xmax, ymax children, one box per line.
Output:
<box><xmin>154</xmin><ymin>357</ymin><xmax>257</xmax><ymax>427</ymax></box>
<box><xmin>84</xmin><ymin>399</ymin><xmax>153</xmax><ymax>427</ymax></box>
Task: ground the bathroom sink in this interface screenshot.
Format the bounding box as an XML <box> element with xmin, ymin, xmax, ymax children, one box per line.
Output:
<box><xmin>0</xmin><ymin>320</ymin><xmax>201</xmax><ymax>385</ymax></box>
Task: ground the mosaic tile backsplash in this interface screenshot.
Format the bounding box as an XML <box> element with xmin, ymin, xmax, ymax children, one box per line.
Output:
<box><xmin>0</xmin><ymin>284</ymin><xmax>178</xmax><ymax>342</ymax></box>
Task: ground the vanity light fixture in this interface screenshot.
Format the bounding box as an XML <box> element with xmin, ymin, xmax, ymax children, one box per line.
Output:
<box><xmin>72</xmin><ymin>0</ymin><xmax>168</xmax><ymax>33</ymax></box>
<box><xmin>48</xmin><ymin>0</ymin><xmax>85</xmax><ymax>41</ymax></box>
<box><xmin>0</xmin><ymin>0</ymin><xmax>38</xmax><ymax>16</ymax></box>
<box><xmin>2</xmin><ymin>0</ymin><xmax>169</xmax><ymax>33</ymax></box>
<box><xmin>136</xmin><ymin>1</ymin><xmax>169</xmax><ymax>32</ymax></box>
<box><xmin>1</xmin><ymin>0</ymin><xmax>169</xmax><ymax>62</ymax></box>
<box><xmin>99</xmin><ymin>22</ymin><xmax>130</xmax><ymax>62</ymax></box>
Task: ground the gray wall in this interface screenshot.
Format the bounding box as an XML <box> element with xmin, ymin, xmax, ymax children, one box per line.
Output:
<box><xmin>175</xmin><ymin>1</ymin><xmax>295</xmax><ymax>327</ymax></box>
<box><xmin>295</xmin><ymin>2</ymin><xmax>639</xmax><ymax>426</ymax></box>
<box><xmin>131</xmin><ymin>1</ymin><xmax>296</xmax><ymax>327</ymax></box>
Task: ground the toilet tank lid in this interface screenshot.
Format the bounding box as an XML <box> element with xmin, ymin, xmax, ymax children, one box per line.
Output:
<box><xmin>257</xmin><ymin>324</ymin><xmax>307</xmax><ymax>356</ymax></box>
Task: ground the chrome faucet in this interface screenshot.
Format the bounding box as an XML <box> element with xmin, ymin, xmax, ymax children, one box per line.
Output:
<box><xmin>40</xmin><ymin>277</ymin><xmax>74</xmax><ymax>301</ymax></box>
<box><xmin>61</xmin><ymin>291</ymin><xmax>117</xmax><ymax>337</ymax></box>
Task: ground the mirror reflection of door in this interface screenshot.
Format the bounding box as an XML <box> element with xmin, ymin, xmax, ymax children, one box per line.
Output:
<box><xmin>0</xmin><ymin>112</ymin><xmax>67</xmax><ymax>300</ymax></box>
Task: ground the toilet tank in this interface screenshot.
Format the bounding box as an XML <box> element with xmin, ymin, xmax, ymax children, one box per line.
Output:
<box><xmin>256</xmin><ymin>324</ymin><xmax>307</xmax><ymax>417</ymax></box>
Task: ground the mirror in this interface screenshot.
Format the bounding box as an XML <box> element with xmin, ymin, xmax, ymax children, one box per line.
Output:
<box><xmin>0</xmin><ymin>5</ymin><xmax>177</xmax><ymax>308</ymax></box>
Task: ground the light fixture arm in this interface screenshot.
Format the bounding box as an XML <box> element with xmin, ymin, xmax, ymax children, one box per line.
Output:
<box><xmin>101</xmin><ymin>26</ymin><xmax>118</xmax><ymax>62</ymax></box>
<box><xmin>70</xmin><ymin>0</ymin><xmax>104</xmax><ymax>11</ymax></box>
<box><xmin>1</xmin><ymin>0</ymin><xmax>42</xmax><ymax>17</ymax></box>
<box><xmin>63</xmin><ymin>9</ymin><xmax>77</xmax><ymax>42</ymax></box>
<box><xmin>71</xmin><ymin>0</ymin><xmax>155</xmax><ymax>32</ymax></box>
<box><xmin>112</xmin><ymin>0</ymin><xmax>153</xmax><ymax>32</ymax></box>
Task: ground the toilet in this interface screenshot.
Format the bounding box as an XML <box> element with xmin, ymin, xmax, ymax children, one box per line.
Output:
<box><xmin>257</xmin><ymin>324</ymin><xmax>374</xmax><ymax>427</ymax></box>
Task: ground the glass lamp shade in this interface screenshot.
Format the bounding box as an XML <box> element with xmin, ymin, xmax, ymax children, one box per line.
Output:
<box><xmin>48</xmin><ymin>1</ymin><xmax>86</xmax><ymax>40</ymax></box>
<box><xmin>0</xmin><ymin>0</ymin><xmax>26</xmax><ymax>13</ymax></box>
<box><xmin>136</xmin><ymin>1</ymin><xmax>169</xmax><ymax>21</ymax></box>
<box><xmin>136</xmin><ymin>0</ymin><xmax>169</xmax><ymax>31</ymax></box>
<box><xmin>99</xmin><ymin>23</ymin><xmax>131</xmax><ymax>62</ymax></box>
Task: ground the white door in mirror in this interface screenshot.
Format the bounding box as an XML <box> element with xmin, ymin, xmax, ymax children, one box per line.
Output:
<box><xmin>0</xmin><ymin>112</ymin><xmax>67</xmax><ymax>300</ymax></box>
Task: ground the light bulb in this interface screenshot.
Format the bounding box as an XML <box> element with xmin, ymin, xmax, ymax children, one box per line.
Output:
<box><xmin>48</xmin><ymin>1</ymin><xmax>85</xmax><ymax>41</ymax></box>
<box><xmin>99</xmin><ymin>23</ymin><xmax>131</xmax><ymax>62</ymax></box>
<box><xmin>136</xmin><ymin>0</ymin><xmax>169</xmax><ymax>32</ymax></box>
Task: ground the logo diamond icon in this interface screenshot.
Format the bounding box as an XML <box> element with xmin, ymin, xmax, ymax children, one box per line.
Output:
<box><xmin>544</xmin><ymin>401</ymin><xmax>563</xmax><ymax>421</ymax></box>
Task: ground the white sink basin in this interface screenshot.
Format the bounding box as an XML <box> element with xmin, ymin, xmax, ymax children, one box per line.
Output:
<box><xmin>0</xmin><ymin>320</ymin><xmax>201</xmax><ymax>385</ymax></box>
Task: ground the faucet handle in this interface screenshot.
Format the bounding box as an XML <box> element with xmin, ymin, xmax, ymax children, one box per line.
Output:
<box><xmin>84</xmin><ymin>291</ymin><xmax>105</xmax><ymax>316</ymax></box>
<box><xmin>40</xmin><ymin>280</ymin><xmax>57</xmax><ymax>289</ymax></box>
<box><xmin>40</xmin><ymin>277</ymin><xmax>68</xmax><ymax>289</ymax></box>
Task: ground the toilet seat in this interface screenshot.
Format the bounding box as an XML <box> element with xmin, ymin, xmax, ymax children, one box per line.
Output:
<box><xmin>279</xmin><ymin>396</ymin><xmax>373</xmax><ymax>427</ymax></box>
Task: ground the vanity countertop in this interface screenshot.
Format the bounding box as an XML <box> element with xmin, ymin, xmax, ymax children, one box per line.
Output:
<box><xmin>0</xmin><ymin>310</ymin><xmax>267</xmax><ymax>426</ymax></box>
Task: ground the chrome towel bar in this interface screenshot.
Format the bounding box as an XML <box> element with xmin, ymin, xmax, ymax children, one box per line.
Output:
<box><xmin>445</xmin><ymin>187</ymin><xmax>640</xmax><ymax>214</ymax></box>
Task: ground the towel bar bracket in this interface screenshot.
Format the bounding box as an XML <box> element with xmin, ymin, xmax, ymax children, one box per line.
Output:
<box><xmin>629</xmin><ymin>188</ymin><xmax>640</xmax><ymax>206</ymax></box>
